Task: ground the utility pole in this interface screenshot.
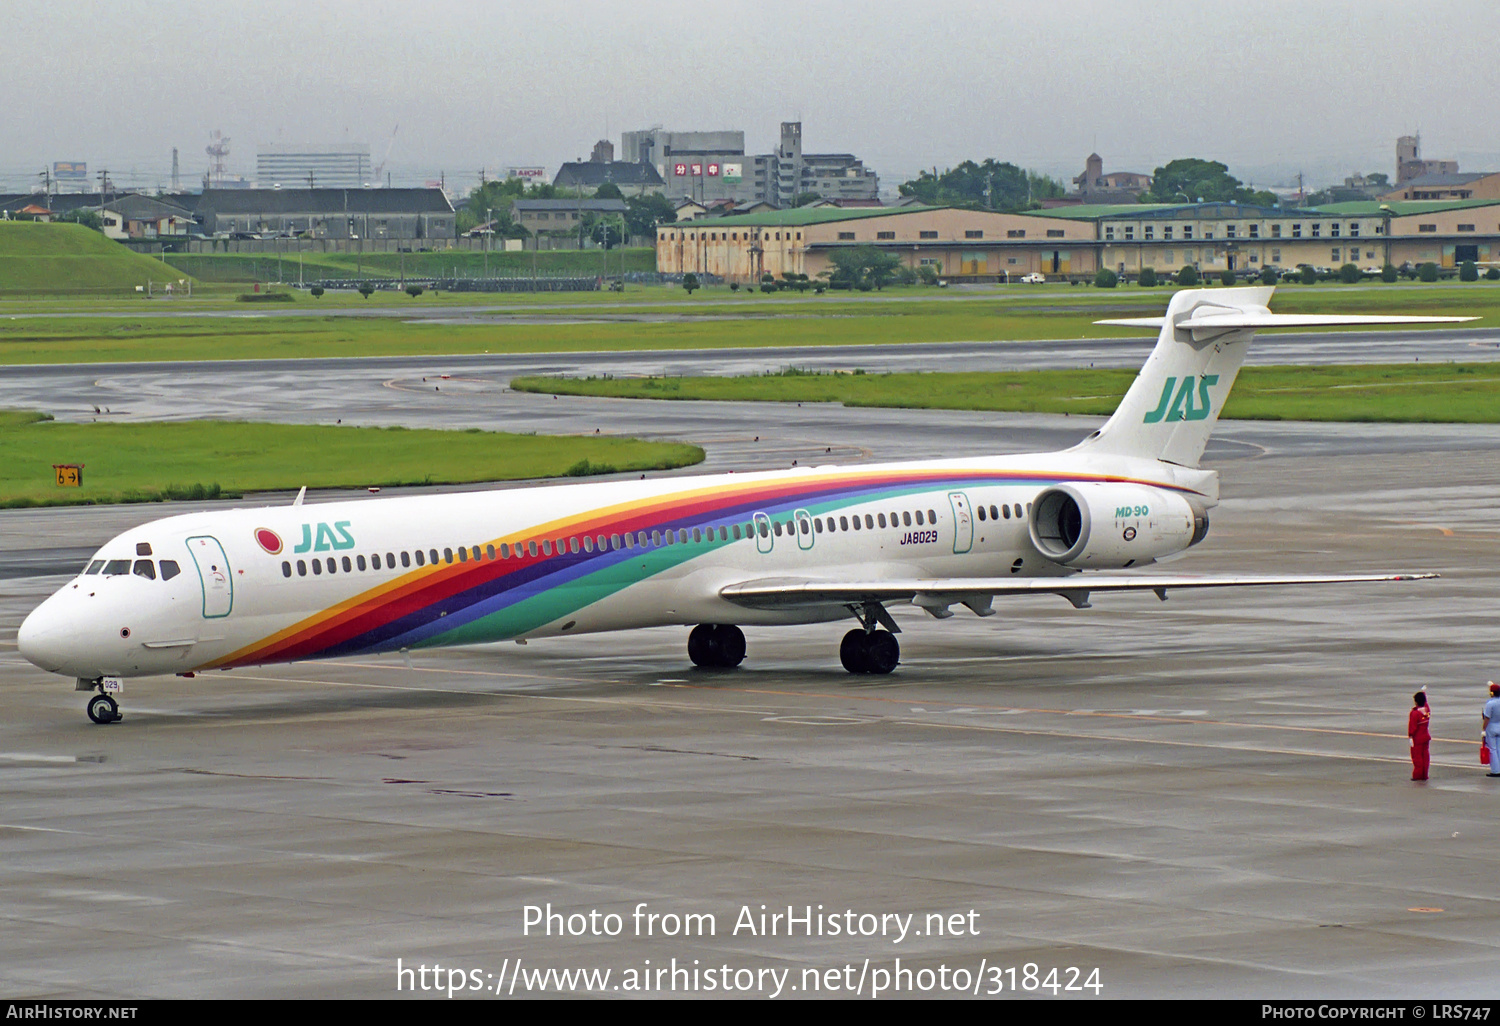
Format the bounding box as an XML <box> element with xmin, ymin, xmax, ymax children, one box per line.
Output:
<box><xmin>485</xmin><ymin>206</ymin><xmax>492</xmax><ymax>278</ymax></box>
<box><xmin>619</xmin><ymin>213</ymin><xmax>628</xmax><ymax>283</ymax></box>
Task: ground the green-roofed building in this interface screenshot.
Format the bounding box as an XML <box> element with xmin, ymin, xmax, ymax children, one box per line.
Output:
<box><xmin>658</xmin><ymin>204</ymin><xmax>1101</xmax><ymax>283</ymax></box>
<box><xmin>656</xmin><ymin>197</ymin><xmax>1500</xmax><ymax>283</ymax></box>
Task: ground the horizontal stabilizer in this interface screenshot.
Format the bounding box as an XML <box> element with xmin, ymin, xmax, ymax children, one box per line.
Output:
<box><xmin>1097</xmin><ymin>312</ymin><xmax>1476</xmax><ymax>342</ymax></box>
<box><xmin>722</xmin><ymin>572</ymin><xmax>1437</xmax><ymax>610</ymax></box>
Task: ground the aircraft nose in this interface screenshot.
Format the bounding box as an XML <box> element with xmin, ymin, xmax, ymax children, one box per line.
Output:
<box><xmin>18</xmin><ymin>597</ymin><xmax>73</xmax><ymax>674</ymax></box>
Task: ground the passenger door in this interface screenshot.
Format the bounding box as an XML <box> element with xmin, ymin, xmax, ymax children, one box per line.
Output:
<box><xmin>185</xmin><ymin>535</ymin><xmax>234</xmax><ymax>618</ymax></box>
<box><xmin>948</xmin><ymin>492</ymin><xmax>974</xmax><ymax>554</ymax></box>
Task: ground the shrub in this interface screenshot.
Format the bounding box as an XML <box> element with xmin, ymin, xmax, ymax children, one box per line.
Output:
<box><xmin>1259</xmin><ymin>266</ymin><xmax>1277</xmax><ymax>285</ymax></box>
<box><xmin>1486</xmin><ymin>267</ymin><xmax>1500</xmax><ymax>281</ymax></box>
<box><xmin>1176</xmin><ymin>265</ymin><xmax>1200</xmax><ymax>286</ymax></box>
<box><xmin>309</xmin><ymin>285</ymin><xmax>325</xmax><ymax>298</ymax></box>
<box><xmin>681</xmin><ymin>272</ymin><xmax>699</xmax><ymax>294</ymax></box>
<box><xmin>405</xmin><ymin>284</ymin><xmax>424</xmax><ymax>297</ymax></box>
<box><xmin>1094</xmin><ymin>268</ymin><xmax>1118</xmax><ymax>289</ymax></box>
<box><xmin>1339</xmin><ymin>263</ymin><xmax>1361</xmax><ymax>284</ymax></box>
<box><xmin>1219</xmin><ymin>269</ymin><xmax>1236</xmax><ymax>286</ymax></box>
<box><xmin>916</xmin><ymin>264</ymin><xmax>938</xmax><ymax>285</ymax></box>
<box><xmin>1418</xmin><ymin>262</ymin><xmax>1439</xmax><ymax>282</ymax></box>
<box><xmin>1459</xmin><ymin>260</ymin><xmax>1479</xmax><ymax>282</ymax></box>
<box><xmin>729</xmin><ymin>281</ymin><xmax>740</xmax><ymax>291</ymax></box>
<box><xmin>1138</xmin><ymin>267</ymin><xmax>1157</xmax><ymax>287</ymax></box>
<box><xmin>1300</xmin><ymin>265</ymin><xmax>1318</xmax><ymax>285</ymax></box>
<box><xmin>565</xmin><ymin>458</ymin><xmax>616</xmax><ymax>477</ymax></box>
<box><xmin>1381</xmin><ymin>265</ymin><xmax>1398</xmax><ymax>283</ymax></box>
<box><xmin>358</xmin><ymin>282</ymin><xmax>375</xmax><ymax>299</ymax></box>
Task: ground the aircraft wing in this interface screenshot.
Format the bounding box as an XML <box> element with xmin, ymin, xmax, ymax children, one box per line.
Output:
<box><xmin>721</xmin><ymin>572</ymin><xmax>1437</xmax><ymax>613</ymax></box>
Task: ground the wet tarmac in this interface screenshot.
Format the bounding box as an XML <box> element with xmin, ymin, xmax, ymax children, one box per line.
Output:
<box><xmin>2</xmin><ymin>380</ymin><xmax>1498</xmax><ymax>997</ymax></box>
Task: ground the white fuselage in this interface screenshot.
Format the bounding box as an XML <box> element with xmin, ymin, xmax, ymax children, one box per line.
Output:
<box><xmin>17</xmin><ymin>448</ymin><xmax>1216</xmax><ymax>681</ymax></box>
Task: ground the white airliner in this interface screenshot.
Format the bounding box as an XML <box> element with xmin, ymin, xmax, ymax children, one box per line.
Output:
<box><xmin>18</xmin><ymin>287</ymin><xmax>1463</xmax><ymax>724</ymax></box>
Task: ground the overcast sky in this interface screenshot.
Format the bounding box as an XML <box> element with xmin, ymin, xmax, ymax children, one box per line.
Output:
<box><xmin>4</xmin><ymin>0</ymin><xmax>1496</xmax><ymax>193</ymax></box>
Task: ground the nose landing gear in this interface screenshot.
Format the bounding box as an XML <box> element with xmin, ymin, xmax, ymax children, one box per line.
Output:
<box><xmin>79</xmin><ymin>678</ymin><xmax>122</xmax><ymax>724</ymax></box>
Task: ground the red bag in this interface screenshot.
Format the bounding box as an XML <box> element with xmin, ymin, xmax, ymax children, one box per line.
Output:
<box><xmin>1483</xmin><ymin>741</ymin><xmax>1491</xmax><ymax>766</ymax></box>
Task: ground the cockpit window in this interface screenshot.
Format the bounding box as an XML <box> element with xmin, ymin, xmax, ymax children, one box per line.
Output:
<box><xmin>132</xmin><ymin>560</ymin><xmax>157</xmax><ymax>581</ymax></box>
<box><xmin>85</xmin><ymin>560</ymin><xmax>104</xmax><ymax>575</ymax></box>
<box><xmin>159</xmin><ymin>560</ymin><xmax>181</xmax><ymax>581</ymax></box>
<box><xmin>102</xmin><ymin>559</ymin><xmax>132</xmax><ymax>575</ymax></box>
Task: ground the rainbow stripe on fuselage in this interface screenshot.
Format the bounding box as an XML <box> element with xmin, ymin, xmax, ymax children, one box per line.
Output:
<box><xmin>207</xmin><ymin>459</ymin><xmax>1203</xmax><ymax>670</ymax></box>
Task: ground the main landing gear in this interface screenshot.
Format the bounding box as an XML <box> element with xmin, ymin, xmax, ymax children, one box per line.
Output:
<box><xmin>840</xmin><ymin>629</ymin><xmax>900</xmax><ymax>675</ymax></box>
<box><xmin>80</xmin><ymin>679</ymin><xmax>121</xmax><ymax>725</ymax></box>
<box><xmin>687</xmin><ymin>624</ymin><xmax>746</xmax><ymax>669</ymax></box>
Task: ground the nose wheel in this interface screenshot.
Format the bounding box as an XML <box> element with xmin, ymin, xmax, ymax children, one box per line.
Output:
<box><xmin>86</xmin><ymin>692</ymin><xmax>121</xmax><ymax>725</ymax></box>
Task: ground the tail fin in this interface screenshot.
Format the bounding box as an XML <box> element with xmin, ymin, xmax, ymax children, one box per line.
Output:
<box><xmin>1075</xmin><ymin>286</ymin><xmax>1473</xmax><ymax>467</ymax></box>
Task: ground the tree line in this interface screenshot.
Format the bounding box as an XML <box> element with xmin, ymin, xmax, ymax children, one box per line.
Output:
<box><xmin>898</xmin><ymin>156</ymin><xmax>1281</xmax><ymax>210</ymax></box>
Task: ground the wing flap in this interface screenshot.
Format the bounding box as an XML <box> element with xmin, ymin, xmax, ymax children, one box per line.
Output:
<box><xmin>721</xmin><ymin>573</ymin><xmax>1437</xmax><ymax>610</ymax></box>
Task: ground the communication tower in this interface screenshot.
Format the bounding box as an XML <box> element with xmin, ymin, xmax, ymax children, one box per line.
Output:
<box><xmin>205</xmin><ymin>131</ymin><xmax>231</xmax><ymax>187</ymax></box>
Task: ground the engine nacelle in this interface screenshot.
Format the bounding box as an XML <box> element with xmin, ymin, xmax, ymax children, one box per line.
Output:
<box><xmin>1029</xmin><ymin>482</ymin><xmax>1207</xmax><ymax>569</ymax></box>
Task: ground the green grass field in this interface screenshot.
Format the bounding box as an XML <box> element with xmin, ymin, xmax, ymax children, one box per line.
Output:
<box><xmin>0</xmin><ymin>412</ymin><xmax>703</xmax><ymax>507</ymax></box>
<box><xmin>510</xmin><ymin>363</ymin><xmax>1500</xmax><ymax>424</ymax></box>
<box><xmin>2</xmin><ymin>283</ymin><xmax>1497</xmax><ymax>365</ymax></box>
<box><xmin>163</xmin><ymin>247</ymin><xmax>656</xmax><ymax>283</ymax></box>
<box><xmin>0</xmin><ymin>222</ymin><xmax>193</xmax><ymax>296</ymax></box>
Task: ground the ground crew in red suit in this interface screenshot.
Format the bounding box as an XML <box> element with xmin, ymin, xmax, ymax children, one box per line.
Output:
<box><xmin>1409</xmin><ymin>690</ymin><xmax>1431</xmax><ymax>781</ymax></box>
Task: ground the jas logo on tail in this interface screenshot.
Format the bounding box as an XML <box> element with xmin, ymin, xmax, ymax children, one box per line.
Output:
<box><xmin>1143</xmin><ymin>375</ymin><xmax>1219</xmax><ymax>423</ymax></box>
<box><xmin>293</xmin><ymin>521</ymin><xmax>355</xmax><ymax>553</ymax></box>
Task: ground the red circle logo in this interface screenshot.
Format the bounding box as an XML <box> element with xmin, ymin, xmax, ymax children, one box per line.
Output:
<box><xmin>255</xmin><ymin>528</ymin><xmax>283</xmax><ymax>554</ymax></box>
